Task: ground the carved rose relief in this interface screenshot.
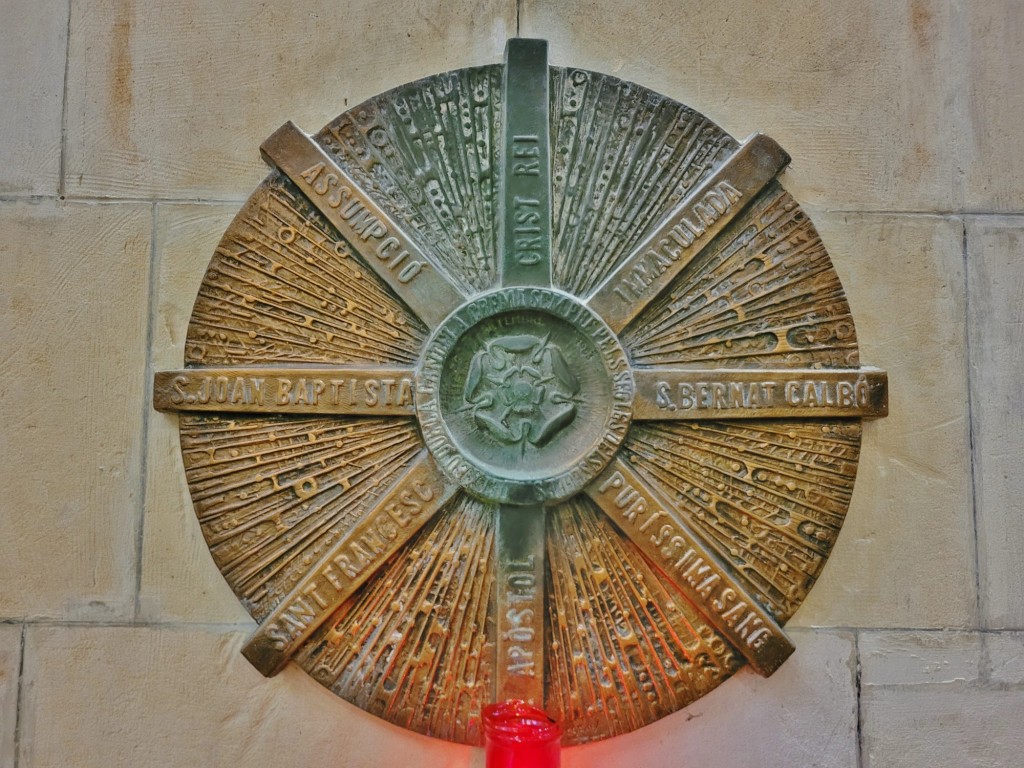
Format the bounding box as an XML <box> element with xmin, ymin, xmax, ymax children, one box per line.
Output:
<box><xmin>463</xmin><ymin>334</ymin><xmax>580</xmax><ymax>449</ymax></box>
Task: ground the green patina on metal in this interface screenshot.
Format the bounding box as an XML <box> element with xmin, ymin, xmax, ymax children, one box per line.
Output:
<box><xmin>153</xmin><ymin>36</ymin><xmax>888</xmax><ymax>745</ymax></box>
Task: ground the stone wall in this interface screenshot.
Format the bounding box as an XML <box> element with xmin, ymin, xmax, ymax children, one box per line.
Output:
<box><xmin>2</xmin><ymin>1</ymin><xmax>1022</xmax><ymax>766</ymax></box>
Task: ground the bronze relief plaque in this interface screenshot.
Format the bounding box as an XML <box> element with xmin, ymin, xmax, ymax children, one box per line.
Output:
<box><xmin>154</xmin><ymin>39</ymin><xmax>888</xmax><ymax>745</ymax></box>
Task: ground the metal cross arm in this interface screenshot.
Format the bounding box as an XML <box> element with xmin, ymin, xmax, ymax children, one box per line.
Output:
<box><xmin>153</xmin><ymin>366</ymin><xmax>417</xmax><ymax>416</ymax></box>
<box><xmin>260</xmin><ymin>121</ymin><xmax>468</xmax><ymax>330</ymax></box>
<box><xmin>492</xmin><ymin>38</ymin><xmax>553</xmax><ymax>707</ymax></box>
<box><xmin>586</xmin><ymin>457</ymin><xmax>794</xmax><ymax>676</ymax></box>
<box><xmin>241</xmin><ymin>450</ymin><xmax>459</xmax><ymax>676</ymax></box>
<box><xmin>586</xmin><ymin>133</ymin><xmax>791</xmax><ymax>335</ymax></box>
<box><xmin>632</xmin><ymin>367</ymin><xmax>888</xmax><ymax>420</ymax></box>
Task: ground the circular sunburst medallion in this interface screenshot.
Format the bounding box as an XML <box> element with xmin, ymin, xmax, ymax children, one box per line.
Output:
<box><xmin>154</xmin><ymin>38</ymin><xmax>888</xmax><ymax>746</ymax></box>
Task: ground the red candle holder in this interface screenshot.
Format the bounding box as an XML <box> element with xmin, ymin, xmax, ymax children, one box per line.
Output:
<box><xmin>483</xmin><ymin>701</ymin><xmax>562</xmax><ymax>768</ymax></box>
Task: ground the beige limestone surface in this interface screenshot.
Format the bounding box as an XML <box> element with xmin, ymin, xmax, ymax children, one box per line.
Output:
<box><xmin>862</xmin><ymin>686</ymin><xmax>1024</xmax><ymax>767</ymax></box>
<box><xmin>0</xmin><ymin>627</ymin><xmax>21</xmax><ymax>768</ymax></box>
<box><xmin>962</xmin><ymin>4</ymin><xmax>1024</xmax><ymax>211</ymax></box>
<box><xmin>967</xmin><ymin>216</ymin><xmax>1024</xmax><ymax>629</ymax></box>
<box><xmin>859</xmin><ymin>631</ymin><xmax>982</xmax><ymax>686</ymax></box>
<box><xmin>0</xmin><ymin>0</ymin><xmax>66</xmax><ymax>196</ymax></box>
<box><xmin>4</xmin><ymin>0</ymin><xmax>1024</xmax><ymax>765</ymax></box>
<box><xmin>985</xmin><ymin>632</ymin><xmax>1024</xmax><ymax>685</ymax></box>
<box><xmin>64</xmin><ymin>0</ymin><xmax>515</xmax><ymax>199</ymax></box>
<box><xmin>0</xmin><ymin>201</ymin><xmax>151</xmax><ymax>621</ymax></box>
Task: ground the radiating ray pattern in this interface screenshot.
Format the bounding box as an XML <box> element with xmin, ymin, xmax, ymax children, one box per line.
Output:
<box><xmin>317</xmin><ymin>66</ymin><xmax>502</xmax><ymax>294</ymax></box>
<box><xmin>180</xmin><ymin>415</ymin><xmax>422</xmax><ymax>620</ymax></box>
<box><xmin>186</xmin><ymin>176</ymin><xmax>427</xmax><ymax>366</ymax></box>
<box><xmin>545</xmin><ymin>498</ymin><xmax>742</xmax><ymax>744</ymax></box>
<box><xmin>296</xmin><ymin>494</ymin><xmax>495</xmax><ymax>745</ymax></box>
<box><xmin>622</xmin><ymin>421</ymin><xmax>862</xmax><ymax>621</ymax></box>
<box><xmin>624</xmin><ymin>183</ymin><xmax>859</xmax><ymax>368</ymax></box>
<box><xmin>550</xmin><ymin>68</ymin><xmax>738</xmax><ymax>297</ymax></box>
<box><xmin>165</xmin><ymin>61</ymin><xmax>879</xmax><ymax>747</ymax></box>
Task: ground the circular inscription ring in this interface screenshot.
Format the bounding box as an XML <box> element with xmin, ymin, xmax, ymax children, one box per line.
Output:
<box><xmin>417</xmin><ymin>287</ymin><xmax>633</xmax><ymax>505</ymax></box>
<box><xmin>153</xmin><ymin>39</ymin><xmax>888</xmax><ymax>746</ymax></box>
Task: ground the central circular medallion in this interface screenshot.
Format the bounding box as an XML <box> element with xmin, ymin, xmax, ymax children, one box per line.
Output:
<box><xmin>416</xmin><ymin>287</ymin><xmax>633</xmax><ymax>506</ymax></box>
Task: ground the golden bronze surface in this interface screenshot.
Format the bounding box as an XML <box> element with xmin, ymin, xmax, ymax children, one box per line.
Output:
<box><xmin>154</xmin><ymin>38</ymin><xmax>888</xmax><ymax>745</ymax></box>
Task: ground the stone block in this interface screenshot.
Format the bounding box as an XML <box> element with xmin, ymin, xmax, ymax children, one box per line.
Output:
<box><xmin>563</xmin><ymin>630</ymin><xmax>857</xmax><ymax>768</ymax></box>
<box><xmin>0</xmin><ymin>201</ymin><xmax>151</xmax><ymax>620</ymax></box>
<box><xmin>790</xmin><ymin>213</ymin><xmax>975</xmax><ymax>628</ymax></box>
<box><xmin>0</xmin><ymin>626</ymin><xmax>22</xmax><ymax>768</ymax></box>
<box><xmin>862</xmin><ymin>685</ymin><xmax>1024</xmax><ymax>768</ymax></box>
<box><xmin>521</xmin><ymin>0</ymin><xmax>962</xmax><ymax>211</ymax></box>
<box><xmin>0</xmin><ymin>0</ymin><xmax>67</xmax><ymax>195</ymax></box>
<box><xmin>859</xmin><ymin>631</ymin><xmax>981</xmax><ymax>686</ymax></box>
<box><xmin>64</xmin><ymin>0</ymin><xmax>515</xmax><ymax>199</ymax></box>
<box><xmin>968</xmin><ymin>216</ymin><xmax>1024</xmax><ymax>628</ymax></box>
<box><xmin>963</xmin><ymin>3</ymin><xmax>1024</xmax><ymax>211</ymax></box>
<box><xmin>985</xmin><ymin>632</ymin><xmax>1024</xmax><ymax>685</ymax></box>
<box><xmin>20</xmin><ymin>625</ymin><xmax>479</xmax><ymax>768</ymax></box>
<box><xmin>139</xmin><ymin>203</ymin><xmax>250</xmax><ymax>623</ymax></box>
